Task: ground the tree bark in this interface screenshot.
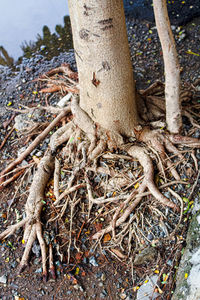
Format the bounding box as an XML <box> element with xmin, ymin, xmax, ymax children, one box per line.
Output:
<box><xmin>153</xmin><ymin>0</ymin><xmax>182</xmax><ymax>134</ymax></box>
<box><xmin>68</xmin><ymin>0</ymin><xmax>138</xmax><ymax>136</ymax></box>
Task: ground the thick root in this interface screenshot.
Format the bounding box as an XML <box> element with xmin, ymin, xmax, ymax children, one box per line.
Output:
<box><xmin>0</xmin><ymin>154</ymin><xmax>55</xmax><ymax>280</ymax></box>
<box><xmin>127</xmin><ymin>146</ymin><xmax>178</xmax><ymax>210</ymax></box>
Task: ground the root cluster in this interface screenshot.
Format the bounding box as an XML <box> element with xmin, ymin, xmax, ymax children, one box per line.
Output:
<box><xmin>1</xmin><ymin>69</ymin><xmax>200</xmax><ymax>280</ymax></box>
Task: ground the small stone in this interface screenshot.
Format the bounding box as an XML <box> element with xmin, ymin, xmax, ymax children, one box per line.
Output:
<box><xmin>10</xmin><ymin>282</ymin><xmax>18</xmax><ymax>289</ymax></box>
<box><xmin>100</xmin><ymin>293</ymin><xmax>106</xmax><ymax>299</ymax></box>
<box><xmin>11</xmin><ymin>261</ymin><xmax>17</xmax><ymax>268</ymax></box>
<box><xmin>35</xmin><ymin>267</ymin><xmax>43</xmax><ymax>273</ymax></box>
<box><xmin>134</xmin><ymin>247</ymin><xmax>157</xmax><ymax>265</ymax></box>
<box><xmin>32</xmin><ymin>242</ymin><xmax>41</xmax><ymax>257</ymax></box>
<box><xmin>136</xmin><ymin>275</ymin><xmax>159</xmax><ymax>300</ymax></box>
<box><xmin>89</xmin><ymin>256</ymin><xmax>98</xmax><ymax>267</ymax></box>
<box><xmin>147</xmin><ymin>233</ymin><xmax>154</xmax><ymax>240</ymax></box>
<box><xmin>179</xmin><ymin>33</ymin><xmax>186</xmax><ymax>40</ymax></box>
<box><xmin>96</xmin><ymin>271</ymin><xmax>102</xmax><ymax>279</ymax></box>
<box><xmin>101</xmin><ymin>273</ymin><xmax>106</xmax><ymax>281</ymax></box>
<box><xmin>120</xmin><ymin>293</ymin><xmax>127</xmax><ymax>299</ymax></box>
<box><xmin>0</xmin><ymin>275</ymin><xmax>7</xmax><ymax>284</ymax></box>
<box><xmin>100</xmin><ymin>289</ymin><xmax>108</xmax><ymax>298</ymax></box>
<box><xmin>66</xmin><ymin>291</ymin><xmax>72</xmax><ymax>295</ymax></box>
<box><xmin>35</xmin><ymin>151</ymin><xmax>43</xmax><ymax>157</ymax></box>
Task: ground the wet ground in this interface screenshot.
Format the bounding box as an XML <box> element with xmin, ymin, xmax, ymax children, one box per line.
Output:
<box><xmin>0</xmin><ymin>13</ymin><xmax>200</xmax><ymax>300</ymax></box>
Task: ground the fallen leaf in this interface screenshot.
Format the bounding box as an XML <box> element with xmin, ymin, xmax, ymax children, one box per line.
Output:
<box><xmin>110</xmin><ymin>248</ymin><xmax>126</xmax><ymax>259</ymax></box>
<box><xmin>75</xmin><ymin>252</ymin><xmax>83</xmax><ymax>263</ymax></box>
<box><xmin>94</xmin><ymin>223</ymin><xmax>102</xmax><ymax>232</ymax></box>
<box><xmin>103</xmin><ymin>233</ymin><xmax>111</xmax><ymax>243</ymax></box>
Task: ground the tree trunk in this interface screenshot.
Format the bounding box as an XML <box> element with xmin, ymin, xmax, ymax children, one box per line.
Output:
<box><xmin>153</xmin><ymin>0</ymin><xmax>182</xmax><ymax>134</ymax></box>
<box><xmin>68</xmin><ymin>0</ymin><xmax>138</xmax><ymax>136</ymax></box>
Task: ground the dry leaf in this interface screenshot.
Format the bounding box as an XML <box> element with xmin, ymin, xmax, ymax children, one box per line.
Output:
<box><xmin>110</xmin><ymin>248</ymin><xmax>127</xmax><ymax>259</ymax></box>
<box><xmin>103</xmin><ymin>233</ymin><xmax>111</xmax><ymax>243</ymax></box>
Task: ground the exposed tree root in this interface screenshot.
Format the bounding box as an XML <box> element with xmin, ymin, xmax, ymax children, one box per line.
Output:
<box><xmin>0</xmin><ymin>154</ymin><xmax>55</xmax><ymax>280</ymax></box>
<box><xmin>1</xmin><ymin>87</ymin><xmax>200</xmax><ymax>277</ymax></box>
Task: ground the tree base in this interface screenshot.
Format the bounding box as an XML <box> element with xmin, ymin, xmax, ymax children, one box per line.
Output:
<box><xmin>0</xmin><ymin>73</ymin><xmax>200</xmax><ymax>279</ymax></box>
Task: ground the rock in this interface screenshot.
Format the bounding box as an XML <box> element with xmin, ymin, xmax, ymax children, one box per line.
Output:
<box><xmin>134</xmin><ymin>247</ymin><xmax>157</xmax><ymax>265</ymax></box>
<box><xmin>32</xmin><ymin>242</ymin><xmax>41</xmax><ymax>257</ymax></box>
<box><xmin>14</xmin><ymin>108</ymin><xmax>43</xmax><ymax>134</ymax></box>
<box><xmin>0</xmin><ymin>275</ymin><xmax>7</xmax><ymax>284</ymax></box>
<box><xmin>89</xmin><ymin>256</ymin><xmax>99</xmax><ymax>267</ymax></box>
<box><xmin>136</xmin><ymin>275</ymin><xmax>159</xmax><ymax>300</ymax></box>
<box><xmin>172</xmin><ymin>211</ymin><xmax>200</xmax><ymax>300</ymax></box>
<box><xmin>120</xmin><ymin>293</ymin><xmax>127</xmax><ymax>299</ymax></box>
<box><xmin>35</xmin><ymin>151</ymin><xmax>43</xmax><ymax>157</ymax></box>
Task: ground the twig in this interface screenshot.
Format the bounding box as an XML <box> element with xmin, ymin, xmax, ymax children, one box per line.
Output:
<box><xmin>0</xmin><ymin>127</ymin><xmax>14</xmax><ymax>151</ymax></box>
<box><xmin>0</xmin><ymin>107</ymin><xmax>70</xmax><ymax>188</ymax></box>
<box><xmin>85</xmin><ymin>172</ymin><xmax>94</xmax><ymax>218</ymax></box>
<box><xmin>49</xmin><ymin>243</ymin><xmax>56</xmax><ymax>279</ymax></box>
<box><xmin>190</xmin><ymin>150</ymin><xmax>198</xmax><ymax>172</ymax></box>
<box><xmin>188</xmin><ymin>169</ymin><xmax>200</xmax><ymax>201</ymax></box>
<box><xmin>67</xmin><ymin>195</ymin><xmax>81</xmax><ymax>263</ymax></box>
<box><xmin>54</xmin><ymin>158</ymin><xmax>60</xmax><ymax>202</ymax></box>
<box><xmin>168</xmin><ymin>188</ymin><xmax>183</xmax><ymax>234</ymax></box>
<box><xmin>55</xmin><ymin>183</ymin><xmax>85</xmax><ymax>205</ymax></box>
<box><xmin>0</xmin><ymin>169</ymin><xmax>25</xmax><ymax>189</ymax></box>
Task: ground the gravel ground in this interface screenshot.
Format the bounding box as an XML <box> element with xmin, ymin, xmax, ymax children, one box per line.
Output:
<box><xmin>0</xmin><ymin>14</ymin><xmax>200</xmax><ymax>300</ymax></box>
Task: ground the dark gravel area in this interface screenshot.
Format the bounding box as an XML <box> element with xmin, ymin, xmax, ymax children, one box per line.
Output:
<box><xmin>0</xmin><ymin>13</ymin><xmax>200</xmax><ymax>300</ymax></box>
<box><xmin>123</xmin><ymin>0</ymin><xmax>200</xmax><ymax>25</ymax></box>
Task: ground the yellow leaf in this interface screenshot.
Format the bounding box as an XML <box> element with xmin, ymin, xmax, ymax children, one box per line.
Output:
<box><xmin>22</xmin><ymin>239</ymin><xmax>25</xmax><ymax>244</ymax></box>
<box><xmin>134</xmin><ymin>182</ymin><xmax>139</xmax><ymax>189</ymax></box>
<box><xmin>75</xmin><ymin>267</ymin><xmax>80</xmax><ymax>275</ymax></box>
<box><xmin>186</xmin><ymin>50</ymin><xmax>200</xmax><ymax>56</ymax></box>
<box><xmin>154</xmin><ymin>269</ymin><xmax>159</xmax><ymax>274</ymax></box>
<box><xmin>7</xmin><ymin>101</ymin><xmax>12</xmax><ymax>106</ymax></box>
<box><xmin>32</xmin><ymin>91</ymin><xmax>38</xmax><ymax>94</ymax></box>
<box><xmin>185</xmin><ymin>273</ymin><xmax>188</xmax><ymax>279</ymax></box>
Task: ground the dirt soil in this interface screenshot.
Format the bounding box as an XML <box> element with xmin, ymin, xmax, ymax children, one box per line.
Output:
<box><xmin>0</xmin><ymin>15</ymin><xmax>200</xmax><ymax>300</ymax></box>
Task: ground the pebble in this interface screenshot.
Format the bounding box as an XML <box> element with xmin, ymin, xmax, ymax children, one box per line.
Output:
<box><xmin>100</xmin><ymin>289</ymin><xmax>108</xmax><ymax>298</ymax></box>
<box><xmin>35</xmin><ymin>267</ymin><xmax>43</xmax><ymax>273</ymax></box>
<box><xmin>89</xmin><ymin>256</ymin><xmax>98</xmax><ymax>267</ymax></box>
<box><xmin>32</xmin><ymin>242</ymin><xmax>41</xmax><ymax>257</ymax></box>
<box><xmin>136</xmin><ymin>275</ymin><xmax>159</xmax><ymax>300</ymax></box>
<box><xmin>10</xmin><ymin>282</ymin><xmax>18</xmax><ymax>289</ymax></box>
<box><xmin>35</xmin><ymin>151</ymin><xmax>43</xmax><ymax>157</ymax></box>
<box><xmin>120</xmin><ymin>293</ymin><xmax>127</xmax><ymax>299</ymax></box>
<box><xmin>66</xmin><ymin>290</ymin><xmax>72</xmax><ymax>295</ymax></box>
<box><xmin>0</xmin><ymin>275</ymin><xmax>7</xmax><ymax>284</ymax></box>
